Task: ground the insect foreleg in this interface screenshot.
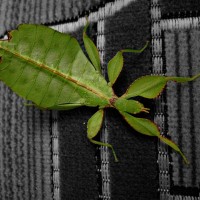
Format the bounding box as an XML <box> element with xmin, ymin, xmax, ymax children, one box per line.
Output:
<box><xmin>87</xmin><ymin>109</ymin><xmax>118</xmax><ymax>162</ymax></box>
<box><xmin>107</xmin><ymin>41</ymin><xmax>149</xmax><ymax>86</ymax></box>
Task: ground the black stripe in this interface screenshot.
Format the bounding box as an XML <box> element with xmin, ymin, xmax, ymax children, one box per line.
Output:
<box><xmin>53</xmin><ymin>0</ymin><xmax>56</xmax><ymax>22</ymax></box>
<box><xmin>27</xmin><ymin>106</ymin><xmax>35</xmax><ymax>200</ymax></box>
<box><xmin>26</xmin><ymin>0</ymin><xmax>31</xmax><ymax>22</ymax></box>
<box><xmin>187</xmin><ymin>30</ymin><xmax>196</xmax><ymax>186</ymax></box>
<box><xmin>3</xmin><ymin>1</ymin><xmax>10</xmax><ymax>31</ymax></box>
<box><xmin>160</xmin><ymin>0</ymin><xmax>200</xmax><ymax>19</ymax></box>
<box><xmin>26</xmin><ymin>106</ymin><xmax>31</xmax><ymax>200</ymax></box>
<box><xmin>40</xmin><ymin>111</ymin><xmax>45</xmax><ymax>200</ymax></box>
<box><xmin>39</xmin><ymin>0</ymin><xmax>42</xmax><ymax>23</ymax></box>
<box><xmin>32</xmin><ymin>107</ymin><xmax>37</xmax><ymax>199</ymax></box>
<box><xmin>14</xmin><ymin>96</ymin><xmax>20</xmax><ymax>199</ymax></box>
<box><xmin>61</xmin><ymin>0</ymin><xmax>66</xmax><ymax>21</ymax></box>
<box><xmin>6</xmin><ymin>89</ymin><xmax>13</xmax><ymax>197</ymax></box>
<box><xmin>175</xmin><ymin>31</ymin><xmax>183</xmax><ymax>185</ymax></box>
<box><xmin>46</xmin><ymin>0</ymin><xmax>50</xmax><ymax>22</ymax></box>
<box><xmin>18</xmin><ymin>98</ymin><xmax>26</xmax><ymax>199</ymax></box>
<box><xmin>2</xmin><ymin>87</ymin><xmax>7</xmax><ymax>199</ymax></box>
<box><xmin>10</xmin><ymin>2</ymin><xmax>16</xmax><ymax>29</ymax></box>
<box><xmin>0</xmin><ymin>85</ymin><xmax>2</xmax><ymax>199</ymax></box>
<box><xmin>33</xmin><ymin>0</ymin><xmax>38</xmax><ymax>23</ymax></box>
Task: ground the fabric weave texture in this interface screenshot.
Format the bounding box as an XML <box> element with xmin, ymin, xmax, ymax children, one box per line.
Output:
<box><xmin>0</xmin><ymin>0</ymin><xmax>200</xmax><ymax>199</ymax></box>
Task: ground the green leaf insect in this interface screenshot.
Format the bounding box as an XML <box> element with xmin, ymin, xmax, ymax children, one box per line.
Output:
<box><xmin>0</xmin><ymin>24</ymin><xmax>200</xmax><ymax>164</ymax></box>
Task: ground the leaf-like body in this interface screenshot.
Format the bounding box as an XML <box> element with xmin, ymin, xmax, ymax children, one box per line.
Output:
<box><xmin>0</xmin><ymin>24</ymin><xmax>197</xmax><ymax>164</ymax></box>
<box><xmin>0</xmin><ymin>24</ymin><xmax>113</xmax><ymax>109</ymax></box>
<box><xmin>123</xmin><ymin>74</ymin><xmax>200</xmax><ymax>99</ymax></box>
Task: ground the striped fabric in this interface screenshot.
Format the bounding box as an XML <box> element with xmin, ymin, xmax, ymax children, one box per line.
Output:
<box><xmin>0</xmin><ymin>1</ymin><xmax>103</xmax><ymax>199</ymax></box>
<box><xmin>165</xmin><ymin>29</ymin><xmax>200</xmax><ymax>187</ymax></box>
<box><xmin>152</xmin><ymin>0</ymin><xmax>200</xmax><ymax>199</ymax></box>
<box><xmin>0</xmin><ymin>0</ymin><xmax>102</xmax><ymax>36</ymax></box>
<box><xmin>1</xmin><ymin>0</ymin><xmax>200</xmax><ymax>199</ymax></box>
<box><xmin>0</xmin><ymin>85</ymin><xmax>52</xmax><ymax>200</ymax></box>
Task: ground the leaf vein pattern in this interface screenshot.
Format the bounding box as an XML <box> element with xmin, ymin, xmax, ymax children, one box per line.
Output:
<box><xmin>0</xmin><ymin>42</ymin><xmax>109</xmax><ymax>101</ymax></box>
<box><xmin>66</xmin><ymin>60</ymin><xmax>88</xmax><ymax>104</ymax></box>
<box><xmin>10</xmin><ymin>26</ymin><xmax>38</xmax><ymax>89</ymax></box>
<box><xmin>51</xmin><ymin>38</ymin><xmax>75</xmax><ymax>106</ymax></box>
<box><xmin>63</xmin><ymin>42</ymin><xmax>86</xmax><ymax>103</ymax></box>
<box><xmin>53</xmin><ymin>80</ymin><xmax>66</xmax><ymax>106</ymax></box>
<box><xmin>29</xmin><ymin>31</ymin><xmax>55</xmax><ymax>105</ymax></box>
<box><xmin>65</xmin><ymin>42</ymin><xmax>77</xmax><ymax>76</ymax></box>
<box><xmin>38</xmin><ymin>36</ymin><xmax>74</xmax><ymax>106</ymax></box>
<box><xmin>25</xmin><ymin>29</ymin><xmax>56</xmax><ymax>99</ymax></box>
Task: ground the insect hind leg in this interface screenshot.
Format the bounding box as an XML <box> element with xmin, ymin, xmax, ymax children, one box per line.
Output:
<box><xmin>89</xmin><ymin>138</ymin><xmax>118</xmax><ymax>162</ymax></box>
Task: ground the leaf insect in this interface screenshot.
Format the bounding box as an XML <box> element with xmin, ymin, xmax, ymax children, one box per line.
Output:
<box><xmin>0</xmin><ymin>22</ymin><xmax>200</xmax><ymax>164</ymax></box>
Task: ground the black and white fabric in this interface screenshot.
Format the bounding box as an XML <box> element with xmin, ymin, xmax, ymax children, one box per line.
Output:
<box><xmin>0</xmin><ymin>0</ymin><xmax>200</xmax><ymax>199</ymax></box>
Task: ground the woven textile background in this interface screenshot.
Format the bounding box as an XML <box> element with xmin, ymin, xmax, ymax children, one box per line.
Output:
<box><xmin>0</xmin><ymin>0</ymin><xmax>200</xmax><ymax>200</ymax></box>
<box><xmin>152</xmin><ymin>0</ymin><xmax>200</xmax><ymax>199</ymax></box>
<box><xmin>0</xmin><ymin>0</ymin><xmax>102</xmax><ymax>36</ymax></box>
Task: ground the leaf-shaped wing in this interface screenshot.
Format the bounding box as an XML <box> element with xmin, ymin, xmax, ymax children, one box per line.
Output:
<box><xmin>83</xmin><ymin>21</ymin><xmax>101</xmax><ymax>73</ymax></box>
<box><xmin>120</xmin><ymin>111</ymin><xmax>188</xmax><ymax>163</ymax></box>
<box><xmin>123</xmin><ymin>74</ymin><xmax>200</xmax><ymax>99</ymax></box>
<box><xmin>123</xmin><ymin>76</ymin><xmax>166</xmax><ymax>99</ymax></box>
<box><xmin>121</xmin><ymin>111</ymin><xmax>159</xmax><ymax>136</ymax></box>
<box><xmin>0</xmin><ymin>24</ymin><xmax>113</xmax><ymax>109</ymax></box>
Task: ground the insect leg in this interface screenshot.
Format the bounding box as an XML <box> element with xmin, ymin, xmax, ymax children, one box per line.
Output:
<box><xmin>107</xmin><ymin>41</ymin><xmax>149</xmax><ymax>86</ymax></box>
<box><xmin>83</xmin><ymin>19</ymin><xmax>101</xmax><ymax>73</ymax></box>
<box><xmin>89</xmin><ymin>138</ymin><xmax>118</xmax><ymax>162</ymax></box>
<box><xmin>87</xmin><ymin>109</ymin><xmax>118</xmax><ymax>162</ymax></box>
